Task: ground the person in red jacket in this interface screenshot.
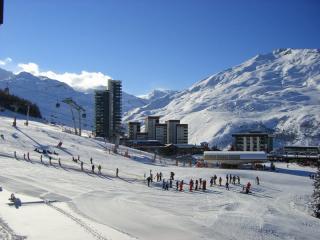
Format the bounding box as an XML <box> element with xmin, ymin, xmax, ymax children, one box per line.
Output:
<box><xmin>189</xmin><ymin>179</ymin><xmax>194</xmax><ymax>192</ymax></box>
<box><xmin>179</xmin><ymin>180</ymin><xmax>184</xmax><ymax>191</ymax></box>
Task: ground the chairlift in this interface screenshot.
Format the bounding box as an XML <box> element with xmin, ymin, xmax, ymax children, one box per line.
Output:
<box><xmin>82</xmin><ymin>113</ymin><xmax>86</xmax><ymax>118</ymax></box>
<box><xmin>56</xmin><ymin>102</ymin><xmax>60</xmax><ymax>108</ymax></box>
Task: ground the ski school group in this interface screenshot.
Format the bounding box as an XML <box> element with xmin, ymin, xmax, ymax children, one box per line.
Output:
<box><xmin>146</xmin><ymin>170</ymin><xmax>261</xmax><ymax>194</ymax></box>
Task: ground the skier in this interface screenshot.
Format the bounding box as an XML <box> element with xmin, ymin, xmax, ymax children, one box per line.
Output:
<box><xmin>170</xmin><ymin>172</ymin><xmax>175</xmax><ymax>180</ymax></box>
<box><xmin>14</xmin><ymin>151</ymin><xmax>17</xmax><ymax>159</ymax></box>
<box><xmin>176</xmin><ymin>180</ymin><xmax>179</xmax><ymax>191</ymax></box>
<box><xmin>199</xmin><ymin>178</ymin><xmax>202</xmax><ymax>189</ymax></box>
<box><xmin>226</xmin><ymin>182</ymin><xmax>229</xmax><ymax>190</ymax></box>
<box><xmin>98</xmin><ymin>165</ymin><xmax>102</xmax><ymax>174</ymax></box>
<box><xmin>203</xmin><ymin>179</ymin><xmax>207</xmax><ymax>191</ymax></box>
<box><xmin>226</xmin><ymin>175</ymin><xmax>229</xmax><ymax>184</ymax></box>
<box><xmin>9</xmin><ymin>193</ymin><xmax>16</xmax><ymax>201</ymax></box>
<box><xmin>189</xmin><ymin>179</ymin><xmax>194</xmax><ymax>192</ymax></box>
<box><xmin>256</xmin><ymin>176</ymin><xmax>260</xmax><ymax>185</ymax></box>
<box><xmin>213</xmin><ymin>175</ymin><xmax>217</xmax><ymax>185</ymax></box>
<box><xmin>233</xmin><ymin>176</ymin><xmax>236</xmax><ymax>185</ymax></box>
<box><xmin>246</xmin><ymin>182</ymin><xmax>251</xmax><ymax>194</ymax></box>
<box><xmin>195</xmin><ymin>179</ymin><xmax>199</xmax><ymax>190</ymax></box>
<box><xmin>210</xmin><ymin>177</ymin><xmax>214</xmax><ymax>187</ymax></box>
<box><xmin>162</xmin><ymin>179</ymin><xmax>166</xmax><ymax>189</ymax></box>
<box><xmin>179</xmin><ymin>180</ymin><xmax>184</xmax><ymax>191</ymax></box>
<box><xmin>165</xmin><ymin>181</ymin><xmax>169</xmax><ymax>190</ymax></box>
<box><xmin>147</xmin><ymin>176</ymin><xmax>151</xmax><ymax>187</ymax></box>
<box><xmin>159</xmin><ymin>172</ymin><xmax>162</xmax><ymax>181</ymax></box>
<box><xmin>92</xmin><ymin>164</ymin><xmax>95</xmax><ymax>173</ymax></box>
<box><xmin>90</xmin><ymin>157</ymin><xmax>93</xmax><ymax>164</ymax></box>
<box><xmin>237</xmin><ymin>176</ymin><xmax>240</xmax><ymax>184</ymax></box>
<box><xmin>58</xmin><ymin>158</ymin><xmax>61</xmax><ymax>167</ymax></box>
<box><xmin>81</xmin><ymin>161</ymin><xmax>84</xmax><ymax>171</ymax></box>
<box><xmin>219</xmin><ymin>177</ymin><xmax>222</xmax><ymax>186</ymax></box>
<box><xmin>156</xmin><ymin>173</ymin><xmax>160</xmax><ymax>182</ymax></box>
<box><xmin>27</xmin><ymin>152</ymin><xmax>30</xmax><ymax>161</ymax></box>
<box><xmin>40</xmin><ymin>154</ymin><xmax>43</xmax><ymax>163</ymax></box>
<box><xmin>116</xmin><ymin>168</ymin><xmax>119</xmax><ymax>177</ymax></box>
<box><xmin>169</xmin><ymin>179</ymin><xmax>173</xmax><ymax>188</ymax></box>
<box><xmin>49</xmin><ymin>156</ymin><xmax>52</xmax><ymax>165</ymax></box>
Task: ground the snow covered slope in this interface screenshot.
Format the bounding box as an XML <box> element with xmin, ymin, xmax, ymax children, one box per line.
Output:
<box><xmin>125</xmin><ymin>49</ymin><xmax>320</xmax><ymax>148</ymax></box>
<box><xmin>0</xmin><ymin>70</ymin><xmax>148</xmax><ymax>128</ymax></box>
<box><xmin>0</xmin><ymin>115</ymin><xmax>319</xmax><ymax>239</ymax></box>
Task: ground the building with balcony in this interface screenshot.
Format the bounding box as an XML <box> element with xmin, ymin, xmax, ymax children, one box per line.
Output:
<box><xmin>232</xmin><ymin>132</ymin><xmax>273</xmax><ymax>153</ymax></box>
<box><xmin>145</xmin><ymin>116</ymin><xmax>160</xmax><ymax>140</ymax></box>
<box><xmin>94</xmin><ymin>80</ymin><xmax>122</xmax><ymax>142</ymax></box>
<box><xmin>128</xmin><ymin>122</ymin><xmax>141</xmax><ymax>140</ymax></box>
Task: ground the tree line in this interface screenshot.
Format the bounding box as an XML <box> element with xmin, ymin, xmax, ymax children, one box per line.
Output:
<box><xmin>0</xmin><ymin>89</ymin><xmax>42</xmax><ymax>118</ymax></box>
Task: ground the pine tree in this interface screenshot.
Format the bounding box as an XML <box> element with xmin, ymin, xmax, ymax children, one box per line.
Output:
<box><xmin>312</xmin><ymin>164</ymin><xmax>320</xmax><ymax>218</ymax></box>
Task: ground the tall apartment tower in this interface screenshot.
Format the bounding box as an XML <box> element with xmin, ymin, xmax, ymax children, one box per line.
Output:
<box><xmin>128</xmin><ymin>122</ymin><xmax>141</xmax><ymax>140</ymax></box>
<box><xmin>166</xmin><ymin>120</ymin><xmax>188</xmax><ymax>144</ymax></box>
<box><xmin>94</xmin><ymin>80</ymin><xmax>122</xmax><ymax>142</ymax></box>
<box><xmin>176</xmin><ymin>124</ymin><xmax>188</xmax><ymax>144</ymax></box>
<box><xmin>145</xmin><ymin>116</ymin><xmax>160</xmax><ymax>140</ymax></box>
<box><xmin>0</xmin><ymin>0</ymin><xmax>3</xmax><ymax>25</ymax></box>
<box><xmin>155</xmin><ymin>123</ymin><xmax>167</xmax><ymax>144</ymax></box>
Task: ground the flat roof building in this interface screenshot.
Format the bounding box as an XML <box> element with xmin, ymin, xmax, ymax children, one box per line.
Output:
<box><xmin>128</xmin><ymin>122</ymin><xmax>141</xmax><ymax>140</ymax></box>
<box><xmin>232</xmin><ymin>132</ymin><xmax>273</xmax><ymax>153</ymax></box>
<box><xmin>94</xmin><ymin>80</ymin><xmax>122</xmax><ymax>142</ymax></box>
<box><xmin>145</xmin><ymin>116</ymin><xmax>160</xmax><ymax>140</ymax></box>
<box><xmin>155</xmin><ymin>123</ymin><xmax>167</xmax><ymax>144</ymax></box>
<box><xmin>204</xmin><ymin>151</ymin><xmax>267</xmax><ymax>167</ymax></box>
<box><xmin>166</xmin><ymin>120</ymin><xmax>180</xmax><ymax>144</ymax></box>
<box><xmin>176</xmin><ymin>124</ymin><xmax>188</xmax><ymax>144</ymax></box>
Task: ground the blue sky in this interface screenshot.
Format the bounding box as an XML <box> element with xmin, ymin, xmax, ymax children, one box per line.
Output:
<box><xmin>0</xmin><ymin>0</ymin><xmax>319</xmax><ymax>95</ymax></box>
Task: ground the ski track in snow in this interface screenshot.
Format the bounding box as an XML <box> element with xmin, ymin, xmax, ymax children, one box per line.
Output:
<box><xmin>46</xmin><ymin>203</ymin><xmax>109</xmax><ymax>240</ymax></box>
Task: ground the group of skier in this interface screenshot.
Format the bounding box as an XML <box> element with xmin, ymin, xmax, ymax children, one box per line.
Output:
<box><xmin>14</xmin><ymin>151</ymin><xmax>109</xmax><ymax>176</ymax></box>
<box><xmin>146</xmin><ymin>170</ymin><xmax>259</xmax><ymax>195</ymax></box>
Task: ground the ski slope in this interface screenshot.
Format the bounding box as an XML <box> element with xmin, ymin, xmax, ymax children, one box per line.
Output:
<box><xmin>0</xmin><ymin>115</ymin><xmax>319</xmax><ymax>240</ymax></box>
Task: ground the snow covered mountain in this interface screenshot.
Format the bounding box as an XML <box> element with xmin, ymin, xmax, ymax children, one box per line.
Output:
<box><xmin>125</xmin><ymin>49</ymin><xmax>320</xmax><ymax>148</ymax></box>
<box><xmin>1</xmin><ymin>48</ymin><xmax>319</xmax><ymax>148</ymax></box>
<box><xmin>139</xmin><ymin>89</ymin><xmax>178</xmax><ymax>101</ymax></box>
<box><xmin>0</xmin><ymin>70</ymin><xmax>148</xmax><ymax>128</ymax></box>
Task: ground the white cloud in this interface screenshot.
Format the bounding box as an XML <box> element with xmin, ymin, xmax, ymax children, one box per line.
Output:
<box><xmin>0</xmin><ymin>57</ymin><xmax>13</xmax><ymax>66</ymax></box>
<box><xmin>16</xmin><ymin>62</ymin><xmax>112</xmax><ymax>91</ymax></box>
<box><xmin>17</xmin><ymin>62</ymin><xmax>40</xmax><ymax>75</ymax></box>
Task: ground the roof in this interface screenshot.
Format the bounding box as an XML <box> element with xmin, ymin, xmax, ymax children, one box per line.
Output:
<box><xmin>166</xmin><ymin>144</ymin><xmax>202</xmax><ymax>149</ymax></box>
<box><xmin>204</xmin><ymin>151</ymin><xmax>267</xmax><ymax>159</ymax></box>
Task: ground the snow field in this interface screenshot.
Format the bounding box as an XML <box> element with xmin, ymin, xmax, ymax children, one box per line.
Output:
<box><xmin>0</xmin><ymin>115</ymin><xmax>320</xmax><ymax>239</ymax></box>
